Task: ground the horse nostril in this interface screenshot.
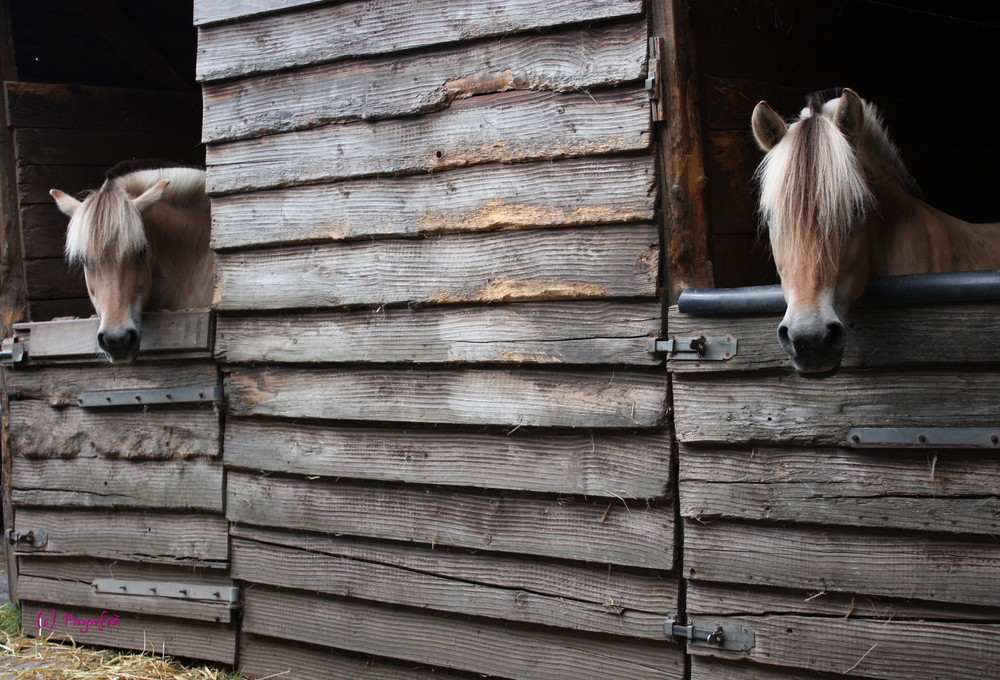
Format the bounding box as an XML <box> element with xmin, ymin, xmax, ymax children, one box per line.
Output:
<box><xmin>826</xmin><ymin>322</ymin><xmax>846</xmax><ymax>351</ymax></box>
<box><xmin>96</xmin><ymin>331</ymin><xmax>109</xmax><ymax>351</ymax></box>
<box><xmin>777</xmin><ymin>325</ymin><xmax>792</xmax><ymax>351</ymax></box>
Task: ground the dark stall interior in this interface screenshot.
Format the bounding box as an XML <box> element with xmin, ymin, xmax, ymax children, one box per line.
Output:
<box><xmin>2</xmin><ymin>0</ymin><xmax>201</xmax><ymax>321</ymax></box>
<box><xmin>690</xmin><ymin>0</ymin><xmax>1000</xmax><ymax>288</ymax></box>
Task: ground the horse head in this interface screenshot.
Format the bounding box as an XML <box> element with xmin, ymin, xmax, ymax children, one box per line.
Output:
<box><xmin>752</xmin><ymin>89</ymin><xmax>874</xmax><ymax>376</ymax></box>
<box><xmin>51</xmin><ymin>178</ymin><xmax>170</xmax><ymax>364</ymax></box>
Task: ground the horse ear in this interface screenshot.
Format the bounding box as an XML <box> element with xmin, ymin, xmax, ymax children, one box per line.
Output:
<box><xmin>50</xmin><ymin>189</ymin><xmax>82</xmax><ymax>216</ymax></box>
<box><xmin>834</xmin><ymin>88</ymin><xmax>864</xmax><ymax>140</ymax></box>
<box><xmin>131</xmin><ymin>179</ymin><xmax>170</xmax><ymax>212</ymax></box>
<box><xmin>751</xmin><ymin>101</ymin><xmax>787</xmax><ymax>151</ymax></box>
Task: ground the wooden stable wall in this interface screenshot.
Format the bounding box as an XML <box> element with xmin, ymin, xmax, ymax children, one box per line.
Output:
<box><xmin>669</xmin><ymin>303</ymin><xmax>1000</xmax><ymax>679</ymax></box>
<box><xmin>5</xmin><ymin>82</ymin><xmax>201</xmax><ymax>321</ymax></box>
<box><xmin>197</xmin><ymin>0</ymin><xmax>680</xmax><ymax>677</ymax></box>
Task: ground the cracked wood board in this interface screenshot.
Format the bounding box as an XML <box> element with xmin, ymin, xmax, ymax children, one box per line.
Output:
<box><xmin>196</xmin><ymin>0</ymin><xmax>642</xmax><ymax>77</ymax></box>
<box><xmin>227</xmin><ymin>472</ymin><xmax>673</xmax><ymax>569</ymax></box>
<box><xmin>241</xmin><ymin>585</ymin><xmax>683</xmax><ymax>680</ymax></box>
<box><xmin>210</xmin><ymin>154</ymin><xmax>655</xmax><ymax>249</ymax></box>
<box><xmin>213</xmin><ymin>224</ymin><xmax>658</xmax><ymax>310</ymax></box>
<box><xmin>215</xmin><ymin>300</ymin><xmax>661</xmax><ymax>365</ymax></box>
<box><xmin>225</xmin><ymin>418</ymin><xmax>671</xmax><ymax>497</ymax></box>
<box><xmin>205</xmin><ymin>88</ymin><xmax>651</xmax><ymax>194</ymax></box>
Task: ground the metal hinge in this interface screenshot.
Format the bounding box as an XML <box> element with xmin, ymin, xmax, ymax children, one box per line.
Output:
<box><xmin>648</xmin><ymin>334</ymin><xmax>738</xmax><ymax>361</ymax></box>
<box><xmin>8</xmin><ymin>529</ymin><xmax>48</xmax><ymax>549</ymax></box>
<box><xmin>848</xmin><ymin>427</ymin><xmax>1000</xmax><ymax>449</ymax></box>
<box><xmin>646</xmin><ymin>37</ymin><xmax>665</xmax><ymax>122</ymax></box>
<box><xmin>1</xmin><ymin>337</ymin><xmax>25</xmax><ymax>365</ymax></box>
<box><xmin>665</xmin><ymin>615</ymin><xmax>755</xmax><ymax>651</ymax></box>
<box><xmin>78</xmin><ymin>385</ymin><xmax>225</xmax><ymax>408</ymax></box>
<box><xmin>93</xmin><ymin>579</ymin><xmax>242</xmax><ymax>609</ymax></box>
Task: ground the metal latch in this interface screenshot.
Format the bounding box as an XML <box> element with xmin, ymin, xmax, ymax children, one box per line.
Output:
<box><xmin>848</xmin><ymin>427</ymin><xmax>1000</xmax><ymax>449</ymax></box>
<box><xmin>93</xmin><ymin>579</ymin><xmax>242</xmax><ymax>609</ymax></box>
<box><xmin>665</xmin><ymin>616</ymin><xmax>755</xmax><ymax>651</ymax></box>
<box><xmin>9</xmin><ymin>529</ymin><xmax>48</xmax><ymax>549</ymax></box>
<box><xmin>78</xmin><ymin>385</ymin><xmax>225</xmax><ymax>408</ymax></box>
<box><xmin>1</xmin><ymin>337</ymin><xmax>25</xmax><ymax>365</ymax></box>
<box><xmin>648</xmin><ymin>334</ymin><xmax>738</xmax><ymax>361</ymax></box>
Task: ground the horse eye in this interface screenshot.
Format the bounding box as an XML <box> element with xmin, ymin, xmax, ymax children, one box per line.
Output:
<box><xmin>136</xmin><ymin>246</ymin><xmax>147</xmax><ymax>260</ymax></box>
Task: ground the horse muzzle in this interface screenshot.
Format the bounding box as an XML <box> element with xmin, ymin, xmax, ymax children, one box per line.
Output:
<box><xmin>777</xmin><ymin>319</ymin><xmax>846</xmax><ymax>377</ymax></box>
<box><xmin>97</xmin><ymin>327</ymin><xmax>141</xmax><ymax>364</ymax></box>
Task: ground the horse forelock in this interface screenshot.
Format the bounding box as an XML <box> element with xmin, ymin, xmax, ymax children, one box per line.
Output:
<box><xmin>756</xmin><ymin>106</ymin><xmax>873</xmax><ymax>282</ymax></box>
<box><xmin>64</xmin><ymin>179</ymin><xmax>148</xmax><ymax>266</ymax></box>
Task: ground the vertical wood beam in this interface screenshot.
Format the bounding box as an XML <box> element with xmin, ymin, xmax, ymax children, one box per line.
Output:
<box><xmin>651</xmin><ymin>0</ymin><xmax>714</xmax><ymax>301</ymax></box>
<box><xmin>0</xmin><ymin>0</ymin><xmax>22</xmax><ymax>604</ymax></box>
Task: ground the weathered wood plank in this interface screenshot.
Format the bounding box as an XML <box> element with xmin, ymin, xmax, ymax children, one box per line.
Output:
<box><xmin>23</xmin><ymin>257</ymin><xmax>85</xmax><ymax>300</ymax></box>
<box><xmin>9</xmin><ymin>401</ymin><xmax>219</xmax><ymax>459</ymax></box>
<box><xmin>27</xmin><ymin>298</ymin><xmax>92</xmax><ymax>324</ymax></box>
<box><xmin>668</xmin><ymin>305</ymin><xmax>1000</xmax><ymax>373</ymax></box>
<box><xmin>216</xmin><ymin>301</ymin><xmax>661</xmax><ymax>365</ymax></box>
<box><xmin>17</xmin><ymin>164</ymin><xmax>108</xmax><ymax>204</ymax></box>
<box><xmin>687</xmin><ymin>581</ymin><xmax>1000</xmax><ymax>623</ymax></box>
<box><xmin>685</xmin><ymin>521</ymin><xmax>1000</xmax><ymax>606</ymax></box>
<box><xmin>12</xmin><ymin>457</ymin><xmax>222</xmax><ymax>510</ymax></box>
<box><xmin>228</xmin><ymin>472</ymin><xmax>673</xmax><ymax>568</ymax></box>
<box><xmin>196</xmin><ymin>0</ymin><xmax>643</xmax><ymax>79</ymax></box>
<box><xmin>5</xmin><ymin>81</ymin><xmax>200</xmax><ymax>131</ymax></box>
<box><xmin>13</xmin><ymin>311</ymin><xmax>213</xmax><ymax>360</ymax></box>
<box><xmin>242</xmin><ymin>586</ymin><xmax>684</xmax><ymax>680</ymax></box>
<box><xmin>215</xmin><ymin>224</ymin><xmax>658</xmax><ymax>310</ymax></box>
<box><xmin>232</xmin><ymin>536</ymin><xmax>669</xmax><ymax>638</ymax></box>
<box><xmin>205</xmin><ymin>88</ymin><xmax>651</xmax><ymax>194</ymax></box>
<box><xmin>226</xmin><ymin>365</ymin><xmax>666</xmax><ymax>428</ymax></box>
<box><xmin>233</xmin><ymin>524</ymin><xmax>677</xmax><ymax>612</ymax></box>
<box><xmin>19</xmin><ymin>556</ymin><xmax>235</xmax><ymax>623</ymax></box>
<box><xmin>22</xmin><ymin>601</ymin><xmax>235</xmax><ymax>663</ymax></box>
<box><xmin>680</xmin><ymin>445</ymin><xmax>1000</xmax><ymax>534</ymax></box>
<box><xmin>687</xmin><ymin>615</ymin><xmax>1000</xmax><ymax>680</ymax></box>
<box><xmin>673</xmin><ymin>370</ymin><xmax>1000</xmax><ymax>445</ymax></box>
<box><xmin>202</xmin><ymin>19</ymin><xmax>647</xmax><ymax>142</ymax></box>
<box><xmin>210</xmin><ymin>155</ymin><xmax>655</xmax><ymax>249</ymax></box>
<box><xmin>238</xmin><ymin>635</ymin><xmax>472</xmax><ymax>680</ymax></box>
<box><xmin>13</xmin><ymin>128</ymin><xmax>201</xmax><ymax>168</ymax></box>
<box><xmin>19</xmin><ymin>204</ymin><xmax>64</xmax><ymax>258</ymax></box>
<box><xmin>6</xmin><ymin>362</ymin><xmax>219</xmax><ymax>402</ymax></box>
<box><xmin>14</xmin><ymin>508</ymin><xmax>228</xmax><ymax>566</ymax></box>
<box><xmin>225</xmin><ymin>418</ymin><xmax>670</xmax><ymax>497</ymax></box>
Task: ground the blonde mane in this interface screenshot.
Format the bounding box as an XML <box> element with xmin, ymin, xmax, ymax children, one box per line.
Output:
<box><xmin>755</xmin><ymin>91</ymin><xmax>917</xmax><ymax>281</ymax></box>
<box><xmin>64</xmin><ymin>165</ymin><xmax>206</xmax><ymax>266</ymax></box>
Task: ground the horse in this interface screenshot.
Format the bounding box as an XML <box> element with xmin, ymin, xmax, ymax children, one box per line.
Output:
<box><xmin>50</xmin><ymin>160</ymin><xmax>213</xmax><ymax>364</ymax></box>
<box><xmin>751</xmin><ymin>88</ymin><xmax>1000</xmax><ymax>376</ymax></box>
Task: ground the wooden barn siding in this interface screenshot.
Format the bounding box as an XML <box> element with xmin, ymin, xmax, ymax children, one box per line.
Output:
<box><xmin>669</xmin><ymin>305</ymin><xmax>1000</xmax><ymax>679</ymax></box>
<box><xmin>7</xmin><ymin>354</ymin><xmax>234</xmax><ymax>662</ymax></box>
<box><xmin>4</xmin><ymin>82</ymin><xmax>202</xmax><ymax>320</ymax></box>
<box><xmin>196</xmin><ymin>0</ymin><xmax>678</xmax><ymax>676</ymax></box>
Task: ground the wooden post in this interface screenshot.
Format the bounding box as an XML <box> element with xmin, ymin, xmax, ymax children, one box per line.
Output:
<box><xmin>650</xmin><ymin>0</ymin><xmax>714</xmax><ymax>300</ymax></box>
<box><xmin>0</xmin><ymin>0</ymin><xmax>25</xmax><ymax>604</ymax></box>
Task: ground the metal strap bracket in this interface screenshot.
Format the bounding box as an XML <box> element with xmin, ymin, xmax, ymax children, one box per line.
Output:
<box><xmin>848</xmin><ymin>427</ymin><xmax>1000</xmax><ymax>449</ymax></box>
<box><xmin>665</xmin><ymin>615</ymin><xmax>755</xmax><ymax>651</ymax></box>
<box><xmin>93</xmin><ymin>579</ymin><xmax>241</xmax><ymax>609</ymax></box>
<box><xmin>649</xmin><ymin>334</ymin><xmax>738</xmax><ymax>361</ymax></box>
<box><xmin>78</xmin><ymin>385</ymin><xmax>225</xmax><ymax>408</ymax></box>
<box><xmin>646</xmin><ymin>37</ymin><xmax>665</xmax><ymax>121</ymax></box>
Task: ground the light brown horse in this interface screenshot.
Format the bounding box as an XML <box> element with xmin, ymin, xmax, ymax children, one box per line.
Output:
<box><xmin>752</xmin><ymin>88</ymin><xmax>1000</xmax><ymax>376</ymax></box>
<box><xmin>51</xmin><ymin>161</ymin><xmax>213</xmax><ymax>363</ymax></box>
